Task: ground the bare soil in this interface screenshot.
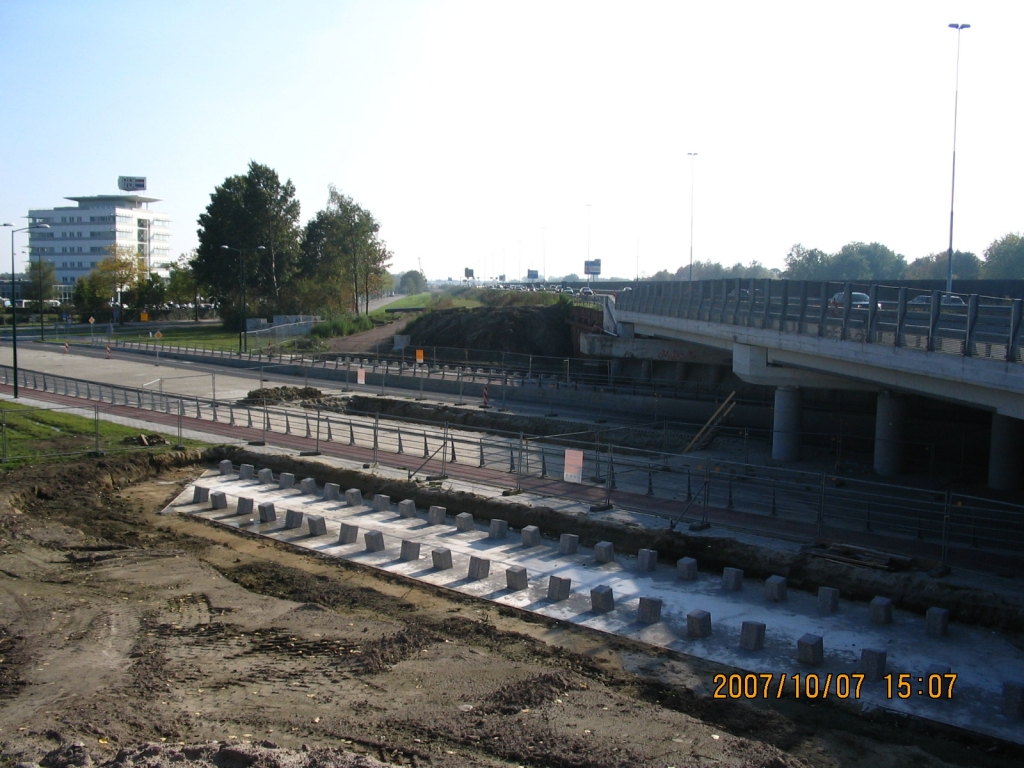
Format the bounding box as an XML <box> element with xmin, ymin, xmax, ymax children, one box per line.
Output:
<box><xmin>0</xmin><ymin>455</ymin><xmax>1020</xmax><ymax>768</ymax></box>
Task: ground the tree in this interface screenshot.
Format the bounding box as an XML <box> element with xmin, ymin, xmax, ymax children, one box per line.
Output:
<box><xmin>23</xmin><ymin>259</ymin><xmax>57</xmax><ymax>304</ymax></box>
<box><xmin>98</xmin><ymin>245</ymin><xmax>145</xmax><ymax>321</ymax></box>
<box><xmin>167</xmin><ymin>252</ymin><xmax>199</xmax><ymax>317</ymax></box>
<box><xmin>905</xmin><ymin>251</ymin><xmax>981</xmax><ymax>280</ymax></box>
<box><xmin>300</xmin><ymin>185</ymin><xmax>390</xmax><ymax>315</ymax></box>
<box><xmin>983</xmin><ymin>233</ymin><xmax>1024</xmax><ymax>279</ymax></box>
<box><xmin>135</xmin><ymin>274</ymin><xmax>166</xmax><ymax>309</ymax></box>
<box><xmin>783</xmin><ymin>244</ymin><xmax>832</xmax><ymax>280</ymax></box>
<box><xmin>398</xmin><ymin>269</ymin><xmax>426</xmax><ymax>295</ymax></box>
<box><xmin>832</xmin><ymin>242</ymin><xmax>906</xmax><ymax>280</ymax></box>
<box><xmin>194</xmin><ymin>161</ymin><xmax>302</xmax><ymax>324</ymax></box>
<box><xmin>71</xmin><ymin>272</ymin><xmax>112</xmax><ymax>320</ymax></box>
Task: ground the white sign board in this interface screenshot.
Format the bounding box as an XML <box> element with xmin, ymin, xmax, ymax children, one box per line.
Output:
<box><xmin>118</xmin><ymin>176</ymin><xmax>147</xmax><ymax>191</ymax></box>
<box><xmin>357</xmin><ymin>367</ymin><xmax>366</xmax><ymax>385</ymax></box>
<box><xmin>563</xmin><ymin>449</ymin><xmax>584</xmax><ymax>484</ymax></box>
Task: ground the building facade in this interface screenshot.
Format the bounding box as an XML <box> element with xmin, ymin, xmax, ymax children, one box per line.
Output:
<box><xmin>27</xmin><ymin>194</ymin><xmax>173</xmax><ymax>290</ymax></box>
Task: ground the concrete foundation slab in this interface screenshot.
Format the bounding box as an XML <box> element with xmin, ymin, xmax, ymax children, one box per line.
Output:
<box><xmin>428</xmin><ymin>505</ymin><xmax>447</xmax><ymax>525</ymax></box>
<box><xmin>765</xmin><ymin>575</ymin><xmax>787</xmax><ymax>602</ymax></box>
<box><xmin>595</xmin><ymin>541</ymin><xmax>615</xmax><ymax>563</ymax></box>
<box><xmin>927</xmin><ymin>607</ymin><xmax>950</xmax><ymax>637</ymax></box>
<box><xmin>489</xmin><ymin>519</ymin><xmax>509</xmax><ymax>539</ymax></box>
<box><xmin>239</xmin><ymin>464</ymin><xmax>254</xmax><ymax>480</ymax></box>
<box><xmin>338</xmin><ymin>523</ymin><xmax>358</xmax><ymax>544</ymax></box>
<box><xmin>591</xmin><ymin>584</ymin><xmax>614</xmax><ymax>613</ymax></box>
<box><xmin>258</xmin><ymin>502</ymin><xmax>276</xmax><ymax>523</ymax></box>
<box><xmin>398</xmin><ymin>499</ymin><xmax>417</xmax><ymax>518</ymax></box>
<box><xmin>192</xmin><ymin>486</ymin><xmax>209</xmax><ymax>504</ymax></box>
<box><xmin>306</xmin><ymin>515</ymin><xmax>327</xmax><ymax>536</ymax></box>
<box><xmin>637</xmin><ymin>548</ymin><xmax>658</xmax><ymax>572</ymax></box>
<box><xmin>739</xmin><ymin>620</ymin><xmax>764</xmax><ymax>650</ymax></box>
<box><xmin>257</xmin><ymin>468</ymin><xmax>274</xmax><ymax>484</ymax></box>
<box><xmin>468</xmin><ymin>555</ymin><xmax>490</xmax><ymax>580</ymax></box>
<box><xmin>324</xmin><ymin>483</ymin><xmax>341</xmax><ymax>501</ymax></box>
<box><xmin>870</xmin><ymin>596</ymin><xmax>894</xmax><ymax>625</ymax></box>
<box><xmin>456</xmin><ymin>512</ymin><xmax>474</xmax><ymax>531</ymax></box>
<box><xmin>432</xmin><ymin>548</ymin><xmax>453</xmax><ymax>570</ymax></box>
<box><xmin>818</xmin><ymin>586</ymin><xmax>840</xmax><ymax>613</ymax></box>
<box><xmin>364</xmin><ymin>530</ymin><xmax>385</xmax><ymax>552</ymax></box>
<box><xmin>506</xmin><ymin>566</ymin><xmax>528</xmax><ymax>591</ymax></box>
<box><xmin>300</xmin><ymin>477</ymin><xmax>317</xmax><ymax>495</ymax></box>
<box><xmin>687</xmin><ymin>609</ymin><xmax>711</xmax><ymax>637</ymax></box>
<box><xmin>345</xmin><ymin>488</ymin><xmax>362</xmax><ymax>506</ymax></box>
<box><xmin>235</xmin><ymin>497</ymin><xmax>254</xmax><ymax>516</ymax></box>
<box><xmin>861</xmin><ymin>648</ymin><xmax>887</xmax><ymax>681</ymax></box>
<box><xmin>400</xmin><ymin>540</ymin><xmax>421</xmax><ymax>562</ymax></box>
<box><xmin>559</xmin><ymin>533</ymin><xmax>580</xmax><ymax>554</ymax></box>
<box><xmin>521</xmin><ymin>525</ymin><xmax>541</xmax><ymax>547</ymax></box>
<box><xmin>547</xmin><ymin>575</ymin><xmax>571</xmax><ymax>602</ymax></box>
<box><xmin>798</xmin><ymin>633</ymin><xmax>824</xmax><ymax>665</ymax></box>
<box><xmin>677</xmin><ymin>557</ymin><xmax>698</xmax><ymax>580</ymax></box>
<box><xmin>279</xmin><ymin>473</ymin><xmax>295</xmax><ymax>490</ymax></box>
<box><xmin>372</xmin><ymin>494</ymin><xmax>390</xmax><ymax>512</ymax></box>
<box><xmin>722</xmin><ymin>567</ymin><xmax>743</xmax><ymax>591</ymax></box>
<box><xmin>219</xmin><ymin>460</ymin><xmax>233</xmax><ymax>475</ymax></box>
<box><xmin>284</xmin><ymin>509</ymin><xmax>304</xmax><ymax>529</ymax></box>
<box><xmin>210</xmin><ymin>491</ymin><xmax>227</xmax><ymax>510</ymax></box>
<box><xmin>638</xmin><ymin>597</ymin><xmax>663</xmax><ymax>624</ymax></box>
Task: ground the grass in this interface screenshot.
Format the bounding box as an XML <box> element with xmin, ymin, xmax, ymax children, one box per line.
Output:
<box><xmin>0</xmin><ymin>400</ymin><xmax>208</xmax><ymax>468</ymax></box>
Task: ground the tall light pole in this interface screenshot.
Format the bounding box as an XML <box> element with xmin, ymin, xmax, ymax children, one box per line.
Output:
<box><xmin>221</xmin><ymin>244</ymin><xmax>265</xmax><ymax>354</ymax></box>
<box><xmin>946</xmin><ymin>23</ymin><xmax>970</xmax><ymax>295</ymax></box>
<box><xmin>586</xmin><ymin>203</ymin><xmax>592</xmax><ymax>284</ymax></box>
<box><xmin>4</xmin><ymin>223</ymin><xmax>50</xmax><ymax>398</ymax></box>
<box><xmin>687</xmin><ymin>152</ymin><xmax>698</xmax><ymax>282</ymax></box>
<box><xmin>542</xmin><ymin>227</ymin><xmax>546</xmax><ymax>282</ymax></box>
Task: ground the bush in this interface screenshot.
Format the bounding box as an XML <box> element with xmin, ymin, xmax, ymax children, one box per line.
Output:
<box><xmin>309</xmin><ymin>314</ymin><xmax>376</xmax><ymax>339</ymax></box>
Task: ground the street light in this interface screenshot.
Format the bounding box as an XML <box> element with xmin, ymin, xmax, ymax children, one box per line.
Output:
<box><xmin>687</xmin><ymin>152</ymin><xmax>698</xmax><ymax>282</ymax></box>
<box><xmin>3</xmin><ymin>223</ymin><xmax>50</xmax><ymax>398</ymax></box>
<box><xmin>220</xmin><ymin>244</ymin><xmax>265</xmax><ymax>354</ymax></box>
<box><xmin>945</xmin><ymin>23</ymin><xmax>970</xmax><ymax>295</ymax></box>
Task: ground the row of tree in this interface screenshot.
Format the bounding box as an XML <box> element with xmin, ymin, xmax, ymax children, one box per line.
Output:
<box><xmin>646</xmin><ymin>233</ymin><xmax>1024</xmax><ymax>283</ymax></box>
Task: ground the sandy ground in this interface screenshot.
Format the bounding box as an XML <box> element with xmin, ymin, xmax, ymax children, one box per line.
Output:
<box><xmin>1</xmin><ymin>455</ymin><xmax>1021</xmax><ymax>768</ymax></box>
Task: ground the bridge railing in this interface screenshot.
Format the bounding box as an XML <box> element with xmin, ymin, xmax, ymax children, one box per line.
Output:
<box><xmin>614</xmin><ymin>279</ymin><xmax>1024</xmax><ymax>363</ymax></box>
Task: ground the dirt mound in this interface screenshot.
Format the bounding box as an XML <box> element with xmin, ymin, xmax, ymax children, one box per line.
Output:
<box><xmin>38</xmin><ymin>742</ymin><xmax>392</xmax><ymax>768</ymax></box>
<box><xmin>242</xmin><ymin>387</ymin><xmax>324</xmax><ymax>405</ymax></box>
<box><xmin>405</xmin><ymin>303</ymin><xmax>572</xmax><ymax>357</ymax></box>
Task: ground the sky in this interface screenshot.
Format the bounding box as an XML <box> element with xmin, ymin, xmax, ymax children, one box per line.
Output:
<box><xmin>2</xmin><ymin>0</ymin><xmax>1021</xmax><ymax>282</ymax></box>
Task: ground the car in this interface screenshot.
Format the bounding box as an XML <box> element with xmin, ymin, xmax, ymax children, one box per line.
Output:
<box><xmin>829</xmin><ymin>291</ymin><xmax>881</xmax><ymax>312</ymax></box>
<box><xmin>579</xmin><ymin>287</ymin><xmax>595</xmax><ymax>297</ymax></box>
<box><xmin>908</xmin><ymin>294</ymin><xmax>966</xmax><ymax>306</ymax></box>
<box><xmin>563</xmin><ymin>287</ymin><xmax>575</xmax><ymax>296</ymax></box>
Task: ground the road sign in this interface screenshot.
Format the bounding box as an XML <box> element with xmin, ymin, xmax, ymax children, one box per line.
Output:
<box><xmin>584</xmin><ymin>259</ymin><xmax>602</xmax><ymax>276</ymax></box>
<box><xmin>564</xmin><ymin>449</ymin><xmax>584</xmax><ymax>483</ymax></box>
<box><xmin>155</xmin><ymin>331</ymin><xmax>162</xmax><ymax>339</ymax></box>
<box><xmin>527</xmin><ymin>269</ymin><xmax>539</xmax><ymax>280</ymax></box>
<box><xmin>415</xmin><ymin>349</ymin><xmax>424</xmax><ymax>363</ymax></box>
<box><xmin>88</xmin><ymin>317</ymin><xmax>95</xmax><ymax>324</ymax></box>
<box><xmin>140</xmin><ymin>311</ymin><xmax>149</xmax><ymax>322</ymax></box>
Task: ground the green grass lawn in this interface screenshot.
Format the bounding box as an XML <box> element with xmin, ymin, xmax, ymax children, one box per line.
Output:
<box><xmin>0</xmin><ymin>400</ymin><xmax>208</xmax><ymax>467</ymax></box>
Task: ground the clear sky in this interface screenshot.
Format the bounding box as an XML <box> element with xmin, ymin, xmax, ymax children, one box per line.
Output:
<box><xmin>2</xmin><ymin>1</ymin><xmax>1020</xmax><ymax>282</ymax></box>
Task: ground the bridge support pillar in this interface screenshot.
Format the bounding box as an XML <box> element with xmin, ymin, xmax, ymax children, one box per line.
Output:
<box><xmin>873</xmin><ymin>391</ymin><xmax>906</xmax><ymax>477</ymax></box>
<box><xmin>989</xmin><ymin>413</ymin><xmax>1024</xmax><ymax>491</ymax></box>
<box><xmin>771</xmin><ymin>386</ymin><xmax>801</xmax><ymax>461</ymax></box>
<box><xmin>641</xmin><ymin>359</ymin><xmax>653</xmax><ymax>380</ymax></box>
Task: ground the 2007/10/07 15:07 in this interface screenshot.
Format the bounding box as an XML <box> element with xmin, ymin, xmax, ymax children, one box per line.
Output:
<box><xmin>713</xmin><ymin>673</ymin><xmax>958</xmax><ymax>700</ymax></box>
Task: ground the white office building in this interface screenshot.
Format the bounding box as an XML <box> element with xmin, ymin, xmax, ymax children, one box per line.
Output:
<box><xmin>27</xmin><ymin>194</ymin><xmax>173</xmax><ymax>292</ymax></box>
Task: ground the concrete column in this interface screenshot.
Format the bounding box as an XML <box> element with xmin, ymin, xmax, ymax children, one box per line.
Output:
<box><xmin>641</xmin><ymin>359</ymin><xmax>653</xmax><ymax>379</ymax></box>
<box><xmin>610</xmin><ymin>359</ymin><xmax>623</xmax><ymax>378</ymax></box>
<box><xmin>771</xmin><ymin>386</ymin><xmax>801</xmax><ymax>461</ymax></box>
<box><xmin>873</xmin><ymin>391</ymin><xmax>906</xmax><ymax>476</ymax></box>
<box><xmin>989</xmin><ymin>413</ymin><xmax>1024</xmax><ymax>491</ymax></box>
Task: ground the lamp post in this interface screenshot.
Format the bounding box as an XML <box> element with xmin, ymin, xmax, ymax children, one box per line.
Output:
<box><xmin>37</xmin><ymin>251</ymin><xmax>44</xmax><ymax>342</ymax></box>
<box><xmin>221</xmin><ymin>244</ymin><xmax>265</xmax><ymax>354</ymax></box>
<box><xmin>4</xmin><ymin>223</ymin><xmax>50</xmax><ymax>398</ymax></box>
<box><xmin>945</xmin><ymin>23</ymin><xmax>970</xmax><ymax>295</ymax></box>
<box><xmin>687</xmin><ymin>152</ymin><xmax>698</xmax><ymax>282</ymax></box>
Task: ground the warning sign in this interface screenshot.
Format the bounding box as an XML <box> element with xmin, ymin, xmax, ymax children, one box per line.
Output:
<box><xmin>416</xmin><ymin>349</ymin><xmax>424</xmax><ymax>363</ymax></box>
<box><xmin>563</xmin><ymin>449</ymin><xmax>584</xmax><ymax>484</ymax></box>
<box><xmin>155</xmin><ymin>331</ymin><xmax>162</xmax><ymax>339</ymax></box>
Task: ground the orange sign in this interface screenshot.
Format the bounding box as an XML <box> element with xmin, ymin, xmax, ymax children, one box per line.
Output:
<box><xmin>416</xmin><ymin>349</ymin><xmax>424</xmax><ymax>363</ymax></box>
<box><xmin>140</xmin><ymin>311</ymin><xmax>149</xmax><ymax>321</ymax></box>
<box><xmin>563</xmin><ymin>449</ymin><xmax>584</xmax><ymax>484</ymax></box>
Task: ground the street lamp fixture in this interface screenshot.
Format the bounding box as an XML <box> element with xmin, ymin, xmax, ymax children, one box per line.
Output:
<box><xmin>945</xmin><ymin>23</ymin><xmax>970</xmax><ymax>295</ymax></box>
<box><xmin>4</xmin><ymin>222</ymin><xmax>51</xmax><ymax>398</ymax></box>
<box><xmin>221</xmin><ymin>244</ymin><xmax>265</xmax><ymax>354</ymax></box>
<box><xmin>687</xmin><ymin>152</ymin><xmax>698</xmax><ymax>282</ymax></box>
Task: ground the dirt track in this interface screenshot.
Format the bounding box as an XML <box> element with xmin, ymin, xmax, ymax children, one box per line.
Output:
<box><xmin>1</xmin><ymin>454</ymin><xmax>1020</xmax><ymax>768</ymax></box>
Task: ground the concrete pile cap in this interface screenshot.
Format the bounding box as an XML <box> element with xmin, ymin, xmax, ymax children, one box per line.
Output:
<box><xmin>861</xmin><ymin>648</ymin><xmax>887</xmax><ymax>681</ymax></box>
<box><xmin>306</xmin><ymin>515</ymin><xmax>327</xmax><ymax>536</ymax></box>
<box><xmin>559</xmin><ymin>533</ymin><xmax>579</xmax><ymax>554</ymax></box>
<box><xmin>547</xmin><ymin>575</ymin><xmax>571</xmax><ymax>602</ymax></box>
<box><xmin>818</xmin><ymin>586</ymin><xmax>840</xmax><ymax>613</ymax></box>
<box><xmin>210</xmin><ymin>491</ymin><xmax>228</xmax><ymax>510</ymax></box>
<box><xmin>590</xmin><ymin>584</ymin><xmax>614</xmax><ymax>613</ymax></box>
<box><xmin>468</xmin><ymin>555</ymin><xmax>490</xmax><ymax>580</ymax></box>
<box><xmin>428</xmin><ymin>506</ymin><xmax>447</xmax><ymax>525</ymax></box>
<box><xmin>637</xmin><ymin>549</ymin><xmax>658</xmax><ymax>572</ymax></box>
<box><xmin>521</xmin><ymin>525</ymin><xmax>541</xmax><ymax>547</ymax></box>
<box><xmin>400</xmin><ymin>540</ymin><xmax>421</xmax><ymax>562</ymax></box>
<box><xmin>638</xmin><ymin>597</ymin><xmax>663</xmax><ymax>625</ymax></box>
<box><xmin>372</xmin><ymin>494</ymin><xmax>390</xmax><ymax>511</ymax></box>
<box><xmin>284</xmin><ymin>509</ymin><xmax>304</xmax><ymax>529</ymax></box>
<box><xmin>676</xmin><ymin>557</ymin><xmax>697</xmax><ymax>580</ymax></box>
<box><xmin>488</xmin><ymin>519</ymin><xmax>509</xmax><ymax>539</ymax></box>
<box><xmin>870</xmin><ymin>596</ymin><xmax>894</xmax><ymax>625</ymax></box>
<box><xmin>595</xmin><ymin>541</ymin><xmax>615</xmax><ymax>563</ymax></box>
<box><xmin>764</xmin><ymin>575</ymin><xmax>787</xmax><ymax>602</ymax></box>
<box><xmin>324</xmin><ymin>483</ymin><xmax>341</xmax><ymax>501</ymax></box>
<box><xmin>239</xmin><ymin>464</ymin><xmax>255</xmax><ymax>480</ymax></box>
<box><xmin>797</xmin><ymin>633</ymin><xmax>824</xmax><ymax>665</ymax></box>
<box><xmin>722</xmin><ymin>567</ymin><xmax>744</xmax><ymax>591</ymax></box>
<box><xmin>927</xmin><ymin>607</ymin><xmax>950</xmax><ymax>637</ymax></box>
<box><xmin>505</xmin><ymin>566</ymin><xmax>528</xmax><ymax>591</ymax></box>
<box><xmin>739</xmin><ymin>620</ymin><xmax>764</xmax><ymax>650</ymax></box>
<box><xmin>456</xmin><ymin>512</ymin><xmax>474</xmax><ymax>531</ymax></box>
<box><xmin>398</xmin><ymin>500</ymin><xmax>417</xmax><ymax>518</ymax></box>
<box><xmin>192</xmin><ymin>486</ymin><xmax>209</xmax><ymax>504</ymax></box>
<box><xmin>258</xmin><ymin>502</ymin><xmax>276</xmax><ymax>523</ymax></box>
<box><xmin>257</xmin><ymin>468</ymin><xmax>274</xmax><ymax>484</ymax></box>
<box><xmin>235</xmin><ymin>497</ymin><xmax>254</xmax><ymax>516</ymax></box>
<box><xmin>300</xmin><ymin>477</ymin><xmax>317</xmax><ymax>494</ymax></box>
<box><xmin>364</xmin><ymin>530</ymin><xmax>385</xmax><ymax>552</ymax></box>
<box><xmin>218</xmin><ymin>460</ymin><xmax>233</xmax><ymax>475</ymax></box>
<box><xmin>432</xmin><ymin>548</ymin><xmax>453</xmax><ymax>570</ymax></box>
<box><xmin>338</xmin><ymin>523</ymin><xmax>358</xmax><ymax>544</ymax></box>
<box><xmin>345</xmin><ymin>489</ymin><xmax>362</xmax><ymax>506</ymax></box>
<box><xmin>279</xmin><ymin>473</ymin><xmax>295</xmax><ymax>490</ymax></box>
